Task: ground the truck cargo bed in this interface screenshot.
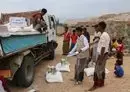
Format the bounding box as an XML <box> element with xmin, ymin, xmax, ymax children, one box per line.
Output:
<box><xmin>0</xmin><ymin>25</ymin><xmax>47</xmax><ymax>56</ymax></box>
<box><xmin>0</xmin><ymin>34</ymin><xmax>47</xmax><ymax>55</ymax></box>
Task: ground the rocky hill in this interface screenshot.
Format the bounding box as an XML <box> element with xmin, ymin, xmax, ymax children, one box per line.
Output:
<box><xmin>65</xmin><ymin>12</ymin><xmax>130</xmax><ymax>25</ymax></box>
<box><xmin>99</xmin><ymin>12</ymin><xmax>130</xmax><ymax>21</ymax></box>
<box><xmin>65</xmin><ymin>12</ymin><xmax>130</xmax><ymax>54</ymax></box>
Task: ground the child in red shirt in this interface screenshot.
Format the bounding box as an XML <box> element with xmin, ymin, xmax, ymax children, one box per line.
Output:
<box><xmin>116</xmin><ymin>39</ymin><xmax>124</xmax><ymax>65</ymax></box>
<box><xmin>70</xmin><ymin>30</ymin><xmax>78</xmax><ymax>51</ymax></box>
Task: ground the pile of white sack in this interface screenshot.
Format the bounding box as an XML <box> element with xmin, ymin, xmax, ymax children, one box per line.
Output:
<box><xmin>45</xmin><ymin>58</ymin><xmax>70</xmax><ymax>83</ymax></box>
<box><xmin>84</xmin><ymin>67</ymin><xmax>109</xmax><ymax>77</ymax></box>
<box><xmin>46</xmin><ymin>51</ymin><xmax>110</xmax><ymax>83</ymax></box>
<box><xmin>56</xmin><ymin>58</ymin><xmax>70</xmax><ymax>72</ymax></box>
<box><xmin>46</xmin><ymin>70</ymin><xmax>63</xmax><ymax>83</ymax></box>
<box><xmin>84</xmin><ymin>61</ymin><xmax>110</xmax><ymax>77</ymax></box>
<box><xmin>67</xmin><ymin>51</ymin><xmax>110</xmax><ymax>77</ymax></box>
<box><xmin>5</xmin><ymin>23</ymin><xmax>37</xmax><ymax>32</ymax></box>
<box><xmin>0</xmin><ymin>24</ymin><xmax>41</xmax><ymax>37</ymax></box>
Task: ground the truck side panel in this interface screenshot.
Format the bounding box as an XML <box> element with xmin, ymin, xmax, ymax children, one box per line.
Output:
<box><xmin>0</xmin><ymin>34</ymin><xmax>47</xmax><ymax>54</ymax></box>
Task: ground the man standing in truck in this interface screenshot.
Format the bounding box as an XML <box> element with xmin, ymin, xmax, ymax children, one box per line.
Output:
<box><xmin>32</xmin><ymin>8</ymin><xmax>47</xmax><ymax>32</ymax></box>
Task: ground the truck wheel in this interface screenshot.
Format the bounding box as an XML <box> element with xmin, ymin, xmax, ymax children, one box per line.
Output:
<box><xmin>16</xmin><ymin>55</ymin><xmax>34</xmax><ymax>87</ymax></box>
<box><xmin>48</xmin><ymin>50</ymin><xmax>55</xmax><ymax>60</ymax></box>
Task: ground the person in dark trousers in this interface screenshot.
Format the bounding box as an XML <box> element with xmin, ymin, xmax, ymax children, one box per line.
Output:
<box><xmin>83</xmin><ymin>27</ymin><xmax>90</xmax><ymax>43</ymax></box>
<box><xmin>91</xmin><ymin>25</ymin><xmax>101</xmax><ymax>63</ymax></box>
<box><xmin>88</xmin><ymin>21</ymin><xmax>110</xmax><ymax>91</ymax></box>
<box><xmin>69</xmin><ymin>27</ymin><xmax>89</xmax><ymax>85</ymax></box>
<box><xmin>82</xmin><ymin>27</ymin><xmax>91</xmax><ymax>64</ymax></box>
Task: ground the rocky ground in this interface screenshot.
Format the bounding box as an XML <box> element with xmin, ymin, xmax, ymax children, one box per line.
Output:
<box><xmin>10</xmin><ymin>36</ymin><xmax>130</xmax><ymax>92</ymax></box>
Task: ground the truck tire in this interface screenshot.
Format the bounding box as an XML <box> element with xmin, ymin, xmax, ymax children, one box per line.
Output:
<box><xmin>16</xmin><ymin>55</ymin><xmax>34</xmax><ymax>87</ymax></box>
<box><xmin>48</xmin><ymin>50</ymin><xmax>55</xmax><ymax>60</ymax></box>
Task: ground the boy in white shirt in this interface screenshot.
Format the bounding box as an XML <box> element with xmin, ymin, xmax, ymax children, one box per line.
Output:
<box><xmin>69</xmin><ymin>27</ymin><xmax>89</xmax><ymax>85</ymax></box>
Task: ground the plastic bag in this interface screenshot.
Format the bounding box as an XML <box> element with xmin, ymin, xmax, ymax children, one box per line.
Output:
<box><xmin>88</xmin><ymin>61</ymin><xmax>96</xmax><ymax>68</ymax></box>
<box><xmin>112</xmin><ymin>48</ymin><xmax>116</xmax><ymax>52</ymax></box>
<box><xmin>84</xmin><ymin>67</ymin><xmax>95</xmax><ymax>77</ymax></box>
<box><xmin>56</xmin><ymin>63</ymin><xmax>70</xmax><ymax>72</ymax></box>
<box><xmin>47</xmin><ymin>66</ymin><xmax>57</xmax><ymax>74</ymax></box>
<box><xmin>84</xmin><ymin>68</ymin><xmax>109</xmax><ymax>77</ymax></box>
<box><xmin>67</xmin><ymin>51</ymin><xmax>79</xmax><ymax>57</ymax></box>
<box><xmin>46</xmin><ymin>71</ymin><xmax>63</xmax><ymax>83</ymax></box>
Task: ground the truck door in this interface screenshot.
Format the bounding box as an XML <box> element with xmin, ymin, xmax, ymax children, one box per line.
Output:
<box><xmin>51</xmin><ymin>15</ymin><xmax>56</xmax><ymax>41</ymax></box>
<box><xmin>43</xmin><ymin>14</ymin><xmax>56</xmax><ymax>42</ymax></box>
<box><xmin>47</xmin><ymin>15</ymin><xmax>56</xmax><ymax>42</ymax></box>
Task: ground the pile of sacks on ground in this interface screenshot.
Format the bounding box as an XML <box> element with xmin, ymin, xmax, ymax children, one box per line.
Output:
<box><xmin>84</xmin><ymin>61</ymin><xmax>109</xmax><ymax>77</ymax></box>
<box><xmin>45</xmin><ymin>52</ymin><xmax>109</xmax><ymax>83</ymax></box>
<box><xmin>46</xmin><ymin>58</ymin><xmax>70</xmax><ymax>83</ymax></box>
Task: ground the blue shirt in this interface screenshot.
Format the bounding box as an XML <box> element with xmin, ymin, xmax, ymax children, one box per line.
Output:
<box><xmin>114</xmin><ymin>65</ymin><xmax>124</xmax><ymax>77</ymax></box>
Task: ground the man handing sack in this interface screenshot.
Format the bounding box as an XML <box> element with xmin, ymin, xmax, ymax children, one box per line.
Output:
<box><xmin>68</xmin><ymin>27</ymin><xmax>89</xmax><ymax>85</ymax></box>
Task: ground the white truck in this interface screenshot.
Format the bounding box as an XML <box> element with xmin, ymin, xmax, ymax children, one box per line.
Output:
<box><xmin>0</xmin><ymin>14</ymin><xmax>58</xmax><ymax>87</ymax></box>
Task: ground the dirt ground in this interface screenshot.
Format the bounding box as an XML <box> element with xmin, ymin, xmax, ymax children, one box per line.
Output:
<box><xmin>10</xmin><ymin>36</ymin><xmax>130</xmax><ymax>92</ymax></box>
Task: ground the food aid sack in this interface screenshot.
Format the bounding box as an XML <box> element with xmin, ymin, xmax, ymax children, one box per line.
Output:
<box><xmin>84</xmin><ymin>67</ymin><xmax>109</xmax><ymax>77</ymax></box>
<box><xmin>56</xmin><ymin>63</ymin><xmax>70</xmax><ymax>72</ymax></box>
<box><xmin>88</xmin><ymin>61</ymin><xmax>96</xmax><ymax>68</ymax></box>
<box><xmin>46</xmin><ymin>71</ymin><xmax>63</xmax><ymax>83</ymax></box>
<box><xmin>67</xmin><ymin>51</ymin><xmax>79</xmax><ymax>57</ymax></box>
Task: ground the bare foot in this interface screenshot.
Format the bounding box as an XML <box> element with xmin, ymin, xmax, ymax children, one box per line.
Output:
<box><xmin>74</xmin><ymin>81</ymin><xmax>82</xmax><ymax>85</ymax></box>
<box><xmin>87</xmin><ymin>86</ymin><xmax>98</xmax><ymax>91</ymax></box>
<box><xmin>70</xmin><ymin>78</ymin><xmax>76</xmax><ymax>81</ymax></box>
<box><xmin>74</xmin><ymin>81</ymin><xmax>79</xmax><ymax>85</ymax></box>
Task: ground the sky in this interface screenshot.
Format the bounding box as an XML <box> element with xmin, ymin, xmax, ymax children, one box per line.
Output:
<box><xmin>0</xmin><ymin>0</ymin><xmax>130</xmax><ymax>22</ymax></box>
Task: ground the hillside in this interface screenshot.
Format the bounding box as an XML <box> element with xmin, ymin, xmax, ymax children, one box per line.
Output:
<box><xmin>65</xmin><ymin>12</ymin><xmax>130</xmax><ymax>25</ymax></box>
<box><xmin>65</xmin><ymin>12</ymin><xmax>130</xmax><ymax>54</ymax></box>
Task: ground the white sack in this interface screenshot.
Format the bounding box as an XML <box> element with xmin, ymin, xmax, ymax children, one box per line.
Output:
<box><xmin>88</xmin><ymin>61</ymin><xmax>96</xmax><ymax>68</ymax></box>
<box><xmin>8</xmin><ymin>25</ymin><xmax>36</xmax><ymax>32</ymax></box>
<box><xmin>112</xmin><ymin>48</ymin><xmax>116</xmax><ymax>52</ymax></box>
<box><xmin>84</xmin><ymin>67</ymin><xmax>109</xmax><ymax>77</ymax></box>
<box><xmin>56</xmin><ymin>63</ymin><xmax>70</xmax><ymax>72</ymax></box>
<box><xmin>67</xmin><ymin>51</ymin><xmax>79</xmax><ymax>57</ymax></box>
<box><xmin>46</xmin><ymin>71</ymin><xmax>63</xmax><ymax>83</ymax></box>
